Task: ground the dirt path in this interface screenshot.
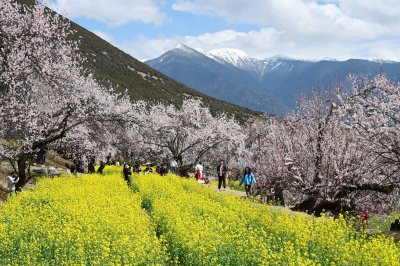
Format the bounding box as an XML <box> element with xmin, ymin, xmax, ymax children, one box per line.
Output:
<box><xmin>209</xmin><ymin>184</ymin><xmax>247</xmax><ymax>197</ymax></box>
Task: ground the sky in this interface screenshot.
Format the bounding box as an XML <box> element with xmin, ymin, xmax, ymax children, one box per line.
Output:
<box><xmin>47</xmin><ymin>0</ymin><xmax>400</xmax><ymax>61</ymax></box>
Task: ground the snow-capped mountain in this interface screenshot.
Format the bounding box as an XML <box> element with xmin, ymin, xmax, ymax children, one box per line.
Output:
<box><xmin>146</xmin><ymin>44</ymin><xmax>400</xmax><ymax>115</ymax></box>
<box><xmin>204</xmin><ymin>48</ymin><xmax>311</xmax><ymax>78</ymax></box>
<box><xmin>205</xmin><ymin>48</ymin><xmax>265</xmax><ymax>77</ymax></box>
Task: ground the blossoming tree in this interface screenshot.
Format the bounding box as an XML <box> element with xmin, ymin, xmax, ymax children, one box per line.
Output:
<box><xmin>252</xmin><ymin>86</ymin><xmax>399</xmax><ymax>214</ymax></box>
<box><xmin>138</xmin><ymin>99</ymin><xmax>245</xmax><ymax>175</ymax></box>
<box><xmin>0</xmin><ymin>0</ymin><xmax>134</xmax><ymax>188</ymax></box>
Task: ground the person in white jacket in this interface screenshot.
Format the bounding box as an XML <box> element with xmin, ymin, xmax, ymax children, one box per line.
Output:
<box><xmin>195</xmin><ymin>162</ymin><xmax>204</xmax><ymax>183</ymax></box>
<box><xmin>7</xmin><ymin>173</ymin><xmax>19</xmax><ymax>195</ymax></box>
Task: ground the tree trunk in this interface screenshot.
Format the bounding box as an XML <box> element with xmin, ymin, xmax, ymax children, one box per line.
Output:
<box><xmin>16</xmin><ymin>157</ymin><xmax>28</xmax><ymax>191</ymax></box>
<box><xmin>175</xmin><ymin>154</ymin><xmax>189</xmax><ymax>176</ymax></box>
<box><xmin>177</xmin><ymin>166</ymin><xmax>190</xmax><ymax>177</ymax></box>
<box><xmin>314</xmin><ymin>123</ymin><xmax>323</xmax><ymax>183</ymax></box>
<box><xmin>291</xmin><ymin>197</ymin><xmax>350</xmax><ymax>217</ymax></box>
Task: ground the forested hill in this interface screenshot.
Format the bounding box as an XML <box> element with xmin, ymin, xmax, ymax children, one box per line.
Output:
<box><xmin>16</xmin><ymin>0</ymin><xmax>260</xmax><ymax>122</ymax></box>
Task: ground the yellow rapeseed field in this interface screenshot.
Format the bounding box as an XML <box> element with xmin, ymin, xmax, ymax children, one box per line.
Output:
<box><xmin>133</xmin><ymin>173</ymin><xmax>400</xmax><ymax>266</ymax></box>
<box><xmin>0</xmin><ymin>170</ymin><xmax>163</xmax><ymax>265</ymax></box>
<box><xmin>0</xmin><ymin>167</ymin><xmax>399</xmax><ymax>265</ymax></box>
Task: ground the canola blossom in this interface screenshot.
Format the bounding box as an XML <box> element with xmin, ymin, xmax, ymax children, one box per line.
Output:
<box><xmin>0</xmin><ymin>168</ymin><xmax>398</xmax><ymax>265</ymax></box>
<box><xmin>0</xmin><ymin>172</ymin><xmax>163</xmax><ymax>265</ymax></box>
<box><xmin>133</xmin><ymin>173</ymin><xmax>400</xmax><ymax>266</ymax></box>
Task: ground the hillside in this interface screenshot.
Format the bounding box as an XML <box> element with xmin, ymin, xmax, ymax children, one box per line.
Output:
<box><xmin>16</xmin><ymin>0</ymin><xmax>260</xmax><ymax>122</ymax></box>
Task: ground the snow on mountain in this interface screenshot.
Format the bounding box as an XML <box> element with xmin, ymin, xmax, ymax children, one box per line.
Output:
<box><xmin>173</xmin><ymin>43</ymin><xmax>204</xmax><ymax>57</ymax></box>
<box><xmin>205</xmin><ymin>48</ymin><xmax>265</xmax><ymax>76</ymax></box>
<box><xmin>172</xmin><ymin>45</ymin><xmax>304</xmax><ymax>77</ymax></box>
<box><xmin>206</xmin><ymin>48</ymin><xmax>256</xmax><ymax>65</ymax></box>
<box><xmin>367</xmin><ymin>57</ymin><xmax>398</xmax><ymax>64</ymax></box>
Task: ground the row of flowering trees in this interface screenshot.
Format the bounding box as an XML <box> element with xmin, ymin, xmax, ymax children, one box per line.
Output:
<box><xmin>0</xmin><ymin>0</ymin><xmax>245</xmax><ymax>189</ymax></box>
<box><xmin>1</xmin><ymin>0</ymin><xmax>398</xmax><ymax>214</ymax></box>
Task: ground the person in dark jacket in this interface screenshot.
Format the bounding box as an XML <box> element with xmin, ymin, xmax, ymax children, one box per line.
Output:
<box><xmin>274</xmin><ymin>185</ymin><xmax>285</xmax><ymax>206</ymax></box>
<box><xmin>217</xmin><ymin>160</ymin><xmax>228</xmax><ymax>191</ymax></box>
<box><xmin>39</xmin><ymin>148</ymin><xmax>46</xmax><ymax>165</ymax></box>
<box><xmin>106</xmin><ymin>153</ymin><xmax>112</xmax><ymax>165</ymax></box>
<box><xmin>133</xmin><ymin>161</ymin><xmax>141</xmax><ymax>173</ymax></box>
<box><xmin>88</xmin><ymin>157</ymin><xmax>96</xmax><ymax>174</ymax></box>
<box><xmin>97</xmin><ymin>161</ymin><xmax>106</xmax><ymax>174</ymax></box>
<box><xmin>123</xmin><ymin>163</ymin><xmax>132</xmax><ymax>186</ymax></box>
<box><xmin>160</xmin><ymin>163</ymin><xmax>168</xmax><ymax>176</ymax></box>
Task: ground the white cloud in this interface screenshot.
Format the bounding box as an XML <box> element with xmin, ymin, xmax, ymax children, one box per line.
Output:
<box><xmin>339</xmin><ymin>0</ymin><xmax>400</xmax><ymax>25</ymax></box>
<box><xmin>172</xmin><ymin>0</ymin><xmax>391</xmax><ymax>40</ymax></box>
<box><xmin>48</xmin><ymin>0</ymin><xmax>166</xmax><ymax>27</ymax></box>
<box><xmin>120</xmin><ymin>27</ymin><xmax>400</xmax><ymax>61</ymax></box>
<box><xmin>57</xmin><ymin>0</ymin><xmax>400</xmax><ymax>61</ymax></box>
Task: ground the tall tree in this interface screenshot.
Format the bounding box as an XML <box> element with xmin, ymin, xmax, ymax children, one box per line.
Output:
<box><xmin>252</xmin><ymin>87</ymin><xmax>398</xmax><ymax>215</ymax></box>
<box><xmin>0</xmin><ymin>0</ymin><xmax>134</xmax><ymax>188</ymax></box>
<box><xmin>343</xmin><ymin>74</ymin><xmax>400</xmax><ymax>182</ymax></box>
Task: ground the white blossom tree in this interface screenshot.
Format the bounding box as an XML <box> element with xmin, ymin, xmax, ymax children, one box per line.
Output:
<box><xmin>138</xmin><ymin>99</ymin><xmax>245</xmax><ymax>176</ymax></box>
<box><xmin>252</xmin><ymin>87</ymin><xmax>399</xmax><ymax>215</ymax></box>
<box><xmin>0</xmin><ymin>0</ymin><xmax>135</xmax><ymax>188</ymax></box>
<box><xmin>343</xmin><ymin>74</ymin><xmax>400</xmax><ymax>181</ymax></box>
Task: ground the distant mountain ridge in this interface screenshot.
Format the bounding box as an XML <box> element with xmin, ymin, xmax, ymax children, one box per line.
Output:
<box><xmin>146</xmin><ymin>44</ymin><xmax>400</xmax><ymax>115</ymax></box>
<box><xmin>146</xmin><ymin>45</ymin><xmax>288</xmax><ymax>115</ymax></box>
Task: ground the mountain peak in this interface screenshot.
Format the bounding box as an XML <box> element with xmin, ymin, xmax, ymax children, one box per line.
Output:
<box><xmin>175</xmin><ymin>43</ymin><xmax>192</xmax><ymax>50</ymax></box>
<box><xmin>172</xmin><ymin>43</ymin><xmax>206</xmax><ymax>58</ymax></box>
<box><xmin>206</xmin><ymin>48</ymin><xmax>259</xmax><ymax>66</ymax></box>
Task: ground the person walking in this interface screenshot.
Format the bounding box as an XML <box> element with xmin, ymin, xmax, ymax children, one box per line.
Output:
<box><xmin>133</xmin><ymin>161</ymin><xmax>141</xmax><ymax>173</ymax></box>
<box><xmin>7</xmin><ymin>172</ymin><xmax>19</xmax><ymax>195</ymax></box>
<box><xmin>39</xmin><ymin>148</ymin><xmax>46</xmax><ymax>165</ymax></box>
<box><xmin>88</xmin><ymin>157</ymin><xmax>96</xmax><ymax>174</ymax></box>
<box><xmin>97</xmin><ymin>161</ymin><xmax>106</xmax><ymax>174</ymax></box>
<box><xmin>123</xmin><ymin>163</ymin><xmax>132</xmax><ymax>186</ymax></box>
<box><xmin>239</xmin><ymin>166</ymin><xmax>256</xmax><ymax>197</ymax></box>
<box><xmin>195</xmin><ymin>161</ymin><xmax>204</xmax><ymax>183</ymax></box>
<box><xmin>170</xmin><ymin>159</ymin><xmax>178</xmax><ymax>174</ymax></box>
<box><xmin>217</xmin><ymin>160</ymin><xmax>228</xmax><ymax>191</ymax></box>
<box><xmin>106</xmin><ymin>153</ymin><xmax>112</xmax><ymax>165</ymax></box>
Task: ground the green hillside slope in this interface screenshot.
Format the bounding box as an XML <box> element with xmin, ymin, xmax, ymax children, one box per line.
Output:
<box><xmin>16</xmin><ymin>0</ymin><xmax>260</xmax><ymax>122</ymax></box>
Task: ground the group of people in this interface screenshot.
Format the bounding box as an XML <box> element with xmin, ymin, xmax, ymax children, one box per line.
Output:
<box><xmin>195</xmin><ymin>160</ymin><xmax>286</xmax><ymax>205</ymax></box>
<box><xmin>121</xmin><ymin>161</ymin><xmax>173</xmax><ymax>186</ymax></box>
<box><xmin>194</xmin><ymin>160</ymin><xmax>258</xmax><ymax>196</ymax></box>
<box><xmin>66</xmin><ymin>158</ymin><xmax>106</xmax><ymax>175</ymax></box>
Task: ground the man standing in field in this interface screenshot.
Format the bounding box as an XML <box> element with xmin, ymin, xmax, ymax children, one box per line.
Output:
<box><xmin>217</xmin><ymin>160</ymin><xmax>227</xmax><ymax>191</ymax></box>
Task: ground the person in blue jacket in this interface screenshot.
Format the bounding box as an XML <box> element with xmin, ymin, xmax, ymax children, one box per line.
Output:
<box><xmin>239</xmin><ymin>166</ymin><xmax>256</xmax><ymax>197</ymax></box>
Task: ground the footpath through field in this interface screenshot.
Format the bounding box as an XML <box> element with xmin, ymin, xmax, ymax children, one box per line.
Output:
<box><xmin>0</xmin><ymin>168</ymin><xmax>399</xmax><ymax>265</ymax></box>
